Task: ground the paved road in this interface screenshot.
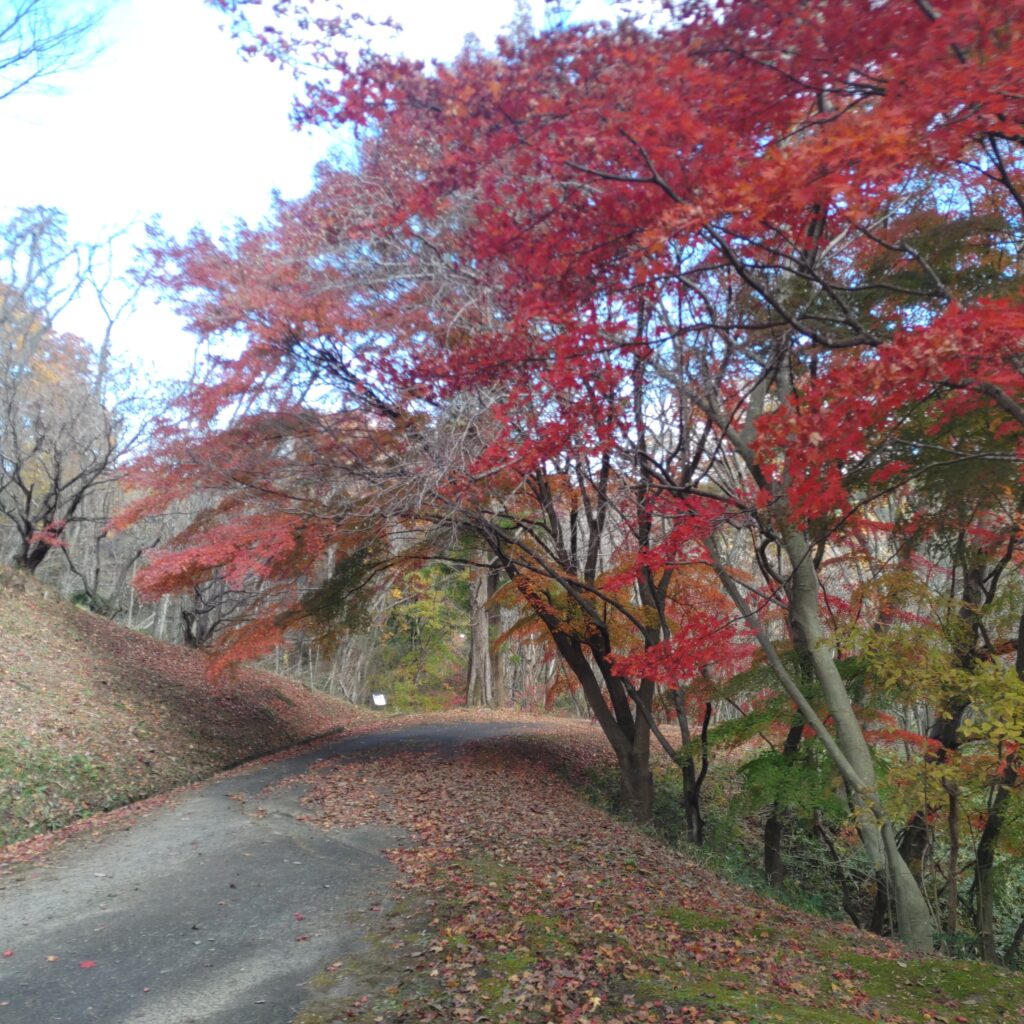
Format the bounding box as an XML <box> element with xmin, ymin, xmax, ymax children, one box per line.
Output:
<box><xmin>0</xmin><ymin>721</ymin><xmax>525</xmax><ymax>1024</ymax></box>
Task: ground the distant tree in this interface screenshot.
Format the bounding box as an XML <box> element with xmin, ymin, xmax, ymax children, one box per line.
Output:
<box><xmin>0</xmin><ymin>0</ymin><xmax>106</xmax><ymax>103</ymax></box>
<box><xmin>0</xmin><ymin>207</ymin><xmax>144</xmax><ymax>573</ymax></box>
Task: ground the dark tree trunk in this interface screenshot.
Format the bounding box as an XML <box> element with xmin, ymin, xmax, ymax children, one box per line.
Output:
<box><xmin>680</xmin><ymin>753</ymin><xmax>704</xmax><ymax>845</ymax></box>
<box><xmin>548</xmin><ymin>630</ymin><xmax>655</xmax><ymax>825</ymax></box>
<box><xmin>763</xmin><ymin>813</ymin><xmax>786</xmax><ymax>888</ymax></box>
<box><xmin>1004</xmin><ymin>915</ymin><xmax>1024</xmax><ymax>969</ymax></box>
<box><xmin>945</xmin><ymin>782</ymin><xmax>960</xmax><ymax>936</ymax></box>
<box><xmin>974</xmin><ymin>607</ymin><xmax>1024</xmax><ymax>960</ymax></box>
<box><xmin>898</xmin><ymin>812</ymin><xmax>930</xmax><ymax>887</ymax></box>
<box><xmin>672</xmin><ymin>688</ymin><xmax>709</xmax><ymax>844</ymax></box>
<box><xmin>888</xmin><ymin>557</ymin><xmax>983</xmax><ymax>901</ymax></box>
<box><xmin>486</xmin><ymin>563</ymin><xmax>506</xmax><ymax>707</ymax></box>
<box><xmin>15</xmin><ymin>539</ymin><xmax>53</xmax><ymax>574</ymax></box>
<box><xmin>764</xmin><ymin>720</ymin><xmax>804</xmax><ymax>887</ymax></box>
<box><xmin>814</xmin><ymin>809</ymin><xmax>862</xmax><ymax>927</ymax></box>
<box><xmin>977</xmin><ymin>763</ymin><xmax>1017</xmax><ymax>962</ymax></box>
<box><xmin>868</xmin><ymin>870</ymin><xmax>893</xmax><ymax>936</ymax></box>
<box><xmin>618</xmin><ymin>746</ymin><xmax>654</xmax><ymax>825</ymax></box>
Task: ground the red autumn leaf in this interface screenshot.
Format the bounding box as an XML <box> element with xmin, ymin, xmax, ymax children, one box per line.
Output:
<box><xmin>79</xmin><ymin>960</ymin><xmax>97</xmax><ymax>969</ymax></box>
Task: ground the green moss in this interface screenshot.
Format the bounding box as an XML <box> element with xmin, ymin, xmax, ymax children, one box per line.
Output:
<box><xmin>0</xmin><ymin>733</ymin><xmax>118</xmax><ymax>844</ymax></box>
<box><xmin>831</xmin><ymin>950</ymin><xmax>1024</xmax><ymax>1021</ymax></box>
<box><xmin>658</xmin><ymin>906</ymin><xmax>730</xmax><ymax>932</ymax></box>
<box><xmin>291</xmin><ymin>790</ymin><xmax>1024</xmax><ymax>1024</ymax></box>
<box><xmin>306</xmin><ymin>971</ymin><xmax>341</xmax><ymax>993</ymax></box>
<box><xmin>478</xmin><ymin>949</ymin><xmax>536</xmax><ymax>1006</ymax></box>
<box><xmin>291</xmin><ymin>1012</ymin><xmax>328</xmax><ymax>1024</ymax></box>
<box><xmin>628</xmin><ymin>967</ymin><xmax>866</xmax><ymax>1024</ymax></box>
<box><xmin>460</xmin><ymin>854</ymin><xmax>517</xmax><ymax>885</ymax></box>
<box><xmin>521</xmin><ymin>912</ymin><xmax>576</xmax><ymax>955</ymax></box>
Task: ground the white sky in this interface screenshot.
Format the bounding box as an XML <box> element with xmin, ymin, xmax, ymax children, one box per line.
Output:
<box><xmin>0</xmin><ymin>0</ymin><xmax>581</xmax><ymax>380</ymax></box>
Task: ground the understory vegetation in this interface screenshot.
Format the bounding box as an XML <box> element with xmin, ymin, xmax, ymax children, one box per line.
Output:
<box><xmin>586</xmin><ymin>755</ymin><xmax>1024</xmax><ymax>970</ymax></box>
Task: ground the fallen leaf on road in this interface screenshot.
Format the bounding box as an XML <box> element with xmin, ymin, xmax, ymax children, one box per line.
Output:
<box><xmin>79</xmin><ymin>960</ymin><xmax>97</xmax><ymax>969</ymax></box>
<box><xmin>294</xmin><ymin>912</ymin><xmax>305</xmax><ymax>921</ymax></box>
<box><xmin>46</xmin><ymin>955</ymin><xmax>59</xmax><ymax>962</ymax></box>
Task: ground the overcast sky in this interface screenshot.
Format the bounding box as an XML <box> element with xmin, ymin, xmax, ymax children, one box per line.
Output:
<box><xmin>0</xmin><ymin>0</ymin><xmax>573</xmax><ymax>379</ymax></box>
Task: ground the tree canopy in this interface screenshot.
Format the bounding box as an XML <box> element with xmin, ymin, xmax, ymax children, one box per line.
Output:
<box><xmin>122</xmin><ymin>0</ymin><xmax>1024</xmax><ymax>954</ymax></box>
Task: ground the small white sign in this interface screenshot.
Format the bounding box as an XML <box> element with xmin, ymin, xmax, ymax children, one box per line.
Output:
<box><xmin>371</xmin><ymin>693</ymin><xmax>387</xmax><ymax>707</ymax></box>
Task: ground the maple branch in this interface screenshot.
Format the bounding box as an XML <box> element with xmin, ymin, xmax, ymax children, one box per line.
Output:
<box><xmin>618</xmin><ymin>676</ymin><xmax>680</xmax><ymax>762</ymax></box>
<box><xmin>970</xmin><ymin>380</ymin><xmax>1024</xmax><ymax>428</ymax></box>
<box><xmin>984</xmin><ymin>134</ymin><xmax>1024</xmax><ymax>218</ymax></box>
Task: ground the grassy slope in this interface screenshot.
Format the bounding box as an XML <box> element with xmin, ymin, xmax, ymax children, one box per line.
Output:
<box><xmin>291</xmin><ymin>718</ymin><xmax>1024</xmax><ymax>1024</ymax></box>
<box><xmin>0</xmin><ymin>569</ymin><xmax>360</xmax><ymax>848</ymax></box>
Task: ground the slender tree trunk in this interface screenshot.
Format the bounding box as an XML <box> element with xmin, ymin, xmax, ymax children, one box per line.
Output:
<box><xmin>466</xmin><ymin>563</ymin><xmax>490</xmax><ymax>706</ymax></box>
<box><xmin>977</xmin><ymin>763</ymin><xmax>1017</xmax><ymax>962</ymax></box>
<box><xmin>945</xmin><ymin>782</ymin><xmax>960</xmax><ymax>936</ymax></box>
<box><xmin>764</xmin><ymin>721</ymin><xmax>804</xmax><ymax>886</ymax></box>
<box><xmin>671</xmin><ymin>687</ymin><xmax>708</xmax><ymax>844</ymax></box>
<box><xmin>782</xmin><ymin>527</ymin><xmax>934</xmax><ymax>950</ymax></box>
<box><xmin>1004</xmin><ymin>915</ymin><xmax>1024</xmax><ymax>969</ymax></box>
<box><xmin>975</xmin><ymin>607</ymin><xmax>1024</xmax><ymax>959</ymax></box>
<box><xmin>156</xmin><ymin>594</ymin><xmax>169</xmax><ymax>640</ymax></box>
<box><xmin>814</xmin><ymin>809</ymin><xmax>862</xmax><ymax>927</ymax></box>
<box><xmin>553</xmin><ymin>633</ymin><xmax>655</xmax><ymax>823</ymax></box>
<box><xmin>486</xmin><ymin>564</ymin><xmax>506</xmax><ymax>707</ymax></box>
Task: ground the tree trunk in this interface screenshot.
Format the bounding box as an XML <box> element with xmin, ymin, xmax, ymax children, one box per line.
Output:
<box><xmin>764</xmin><ymin>720</ymin><xmax>804</xmax><ymax>886</ymax></box>
<box><xmin>550</xmin><ymin>631</ymin><xmax>655</xmax><ymax>824</ymax></box>
<box><xmin>618</xmin><ymin>745</ymin><xmax>654</xmax><ymax>825</ymax></box>
<box><xmin>671</xmin><ymin>687</ymin><xmax>708</xmax><ymax>845</ymax></box>
<box><xmin>466</xmin><ymin>563</ymin><xmax>491</xmax><ymax>706</ymax></box>
<box><xmin>783</xmin><ymin>527</ymin><xmax>934</xmax><ymax>951</ymax></box>
<box><xmin>975</xmin><ymin>607</ymin><xmax>1024</xmax><ymax>959</ymax></box>
<box><xmin>763</xmin><ymin>813</ymin><xmax>786</xmax><ymax>888</ymax></box>
<box><xmin>945</xmin><ymin>782</ymin><xmax>960</xmax><ymax>936</ymax></box>
<box><xmin>486</xmin><ymin>564</ymin><xmax>506</xmax><ymax>707</ymax></box>
<box><xmin>977</xmin><ymin>763</ymin><xmax>1016</xmax><ymax>962</ymax></box>
<box><xmin>1004</xmin><ymin>915</ymin><xmax>1024</xmax><ymax>969</ymax></box>
<box><xmin>15</xmin><ymin>538</ymin><xmax>51</xmax><ymax>574</ymax></box>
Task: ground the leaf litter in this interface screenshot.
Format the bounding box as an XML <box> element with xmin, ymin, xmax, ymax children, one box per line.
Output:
<box><xmin>294</xmin><ymin>723</ymin><xmax>1024</xmax><ymax>1024</ymax></box>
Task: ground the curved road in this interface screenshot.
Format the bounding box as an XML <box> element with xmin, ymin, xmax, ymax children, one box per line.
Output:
<box><xmin>0</xmin><ymin>721</ymin><xmax>525</xmax><ymax>1024</ymax></box>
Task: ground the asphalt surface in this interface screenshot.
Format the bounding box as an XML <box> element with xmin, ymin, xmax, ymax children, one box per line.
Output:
<box><xmin>0</xmin><ymin>720</ymin><xmax>526</xmax><ymax>1024</ymax></box>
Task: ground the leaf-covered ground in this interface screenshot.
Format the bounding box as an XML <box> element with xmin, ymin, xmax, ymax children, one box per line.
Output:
<box><xmin>0</xmin><ymin>570</ymin><xmax>362</xmax><ymax>852</ymax></box>
<box><xmin>293</xmin><ymin>720</ymin><xmax>1024</xmax><ymax>1024</ymax></box>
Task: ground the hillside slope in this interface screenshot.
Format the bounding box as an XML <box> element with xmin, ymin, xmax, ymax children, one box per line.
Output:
<box><xmin>294</xmin><ymin>721</ymin><xmax>1024</xmax><ymax>1024</ymax></box>
<box><xmin>0</xmin><ymin>570</ymin><xmax>360</xmax><ymax>847</ymax></box>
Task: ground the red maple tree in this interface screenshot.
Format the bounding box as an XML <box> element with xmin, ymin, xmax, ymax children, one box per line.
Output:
<box><xmin>123</xmin><ymin>0</ymin><xmax>1024</xmax><ymax>950</ymax></box>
